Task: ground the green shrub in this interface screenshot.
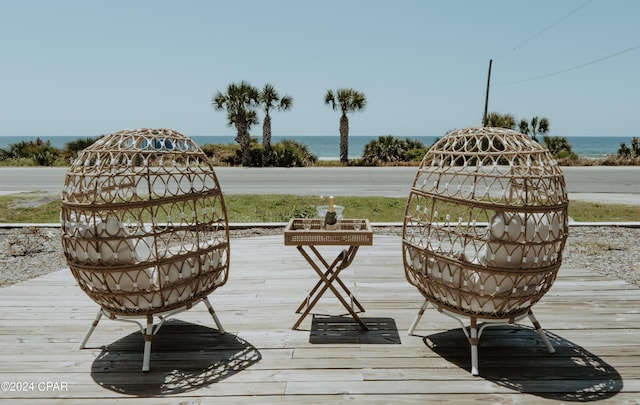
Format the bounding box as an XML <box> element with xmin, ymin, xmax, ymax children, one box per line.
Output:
<box><xmin>555</xmin><ymin>150</ymin><xmax>578</xmax><ymax>160</ymax></box>
<box><xmin>362</xmin><ymin>135</ymin><xmax>428</xmax><ymax>165</ymax></box>
<box><xmin>61</xmin><ymin>136</ymin><xmax>102</xmax><ymax>161</ymax></box>
<box><xmin>347</xmin><ymin>157</ymin><xmax>368</xmax><ymax>166</ymax></box>
<box><xmin>405</xmin><ymin>148</ymin><xmax>429</xmax><ymax>162</ymax></box>
<box><xmin>0</xmin><ymin>157</ymin><xmax>38</xmax><ymax>166</ymax></box>
<box><xmin>543</xmin><ymin>135</ymin><xmax>574</xmax><ymax>159</ymax></box>
<box><xmin>2</xmin><ymin>138</ymin><xmax>60</xmax><ymax>166</ymax></box>
<box><xmin>203</xmin><ymin>139</ymin><xmax>317</xmax><ymax>167</ymax></box>
<box><xmin>271</xmin><ymin>139</ymin><xmax>317</xmax><ymax>167</ymax></box>
<box><xmin>617</xmin><ymin>137</ymin><xmax>640</xmax><ymax>160</ymax></box>
<box><xmin>201</xmin><ymin>143</ymin><xmax>241</xmax><ymax>166</ymax></box>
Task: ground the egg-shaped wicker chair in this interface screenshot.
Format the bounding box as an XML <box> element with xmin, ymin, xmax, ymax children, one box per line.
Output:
<box><xmin>60</xmin><ymin>128</ymin><xmax>230</xmax><ymax>371</ymax></box>
<box><xmin>403</xmin><ymin>127</ymin><xmax>568</xmax><ymax>375</ymax></box>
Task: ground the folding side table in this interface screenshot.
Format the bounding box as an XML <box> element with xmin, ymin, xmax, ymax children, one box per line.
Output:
<box><xmin>284</xmin><ymin>218</ymin><xmax>373</xmax><ymax>330</ymax></box>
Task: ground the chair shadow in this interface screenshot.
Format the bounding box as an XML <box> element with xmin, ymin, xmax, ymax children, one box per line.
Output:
<box><xmin>309</xmin><ymin>315</ymin><xmax>401</xmax><ymax>344</ymax></box>
<box><xmin>423</xmin><ymin>326</ymin><xmax>622</xmax><ymax>401</ymax></box>
<box><xmin>90</xmin><ymin>319</ymin><xmax>261</xmax><ymax>396</ymax></box>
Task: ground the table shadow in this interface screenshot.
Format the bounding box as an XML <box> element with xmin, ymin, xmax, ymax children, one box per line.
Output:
<box><xmin>423</xmin><ymin>326</ymin><xmax>622</xmax><ymax>401</ymax></box>
<box><xmin>309</xmin><ymin>315</ymin><xmax>401</xmax><ymax>344</ymax></box>
<box><xmin>90</xmin><ymin>319</ymin><xmax>261</xmax><ymax>396</ymax></box>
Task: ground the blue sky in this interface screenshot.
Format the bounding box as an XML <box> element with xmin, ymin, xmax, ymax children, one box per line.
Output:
<box><xmin>1</xmin><ymin>0</ymin><xmax>638</xmax><ymax>138</ymax></box>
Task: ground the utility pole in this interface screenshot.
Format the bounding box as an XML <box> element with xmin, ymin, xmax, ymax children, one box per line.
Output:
<box><xmin>482</xmin><ymin>59</ymin><xmax>492</xmax><ymax>127</ymax></box>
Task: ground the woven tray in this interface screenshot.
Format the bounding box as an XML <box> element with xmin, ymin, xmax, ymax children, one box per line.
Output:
<box><xmin>284</xmin><ymin>218</ymin><xmax>373</xmax><ymax>246</ymax></box>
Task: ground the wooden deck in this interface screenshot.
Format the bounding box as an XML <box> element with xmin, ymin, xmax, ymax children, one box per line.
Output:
<box><xmin>1</xmin><ymin>234</ymin><xmax>639</xmax><ymax>404</ymax></box>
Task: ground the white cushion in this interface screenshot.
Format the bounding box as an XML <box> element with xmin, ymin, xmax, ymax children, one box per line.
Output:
<box><xmin>70</xmin><ymin>216</ymin><xmax>136</xmax><ymax>265</ymax></box>
<box><xmin>490</xmin><ymin>211</ymin><xmax>562</xmax><ymax>243</ymax></box>
<box><xmin>105</xmin><ymin>268</ymin><xmax>153</xmax><ymax>292</ymax></box>
<box><xmin>485</xmin><ymin>211</ymin><xmax>557</xmax><ymax>269</ymax></box>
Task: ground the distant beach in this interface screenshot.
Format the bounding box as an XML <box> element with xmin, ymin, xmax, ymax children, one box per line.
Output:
<box><xmin>0</xmin><ymin>134</ymin><xmax>634</xmax><ymax>161</ymax></box>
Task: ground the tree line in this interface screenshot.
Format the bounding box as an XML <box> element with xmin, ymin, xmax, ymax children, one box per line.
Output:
<box><xmin>485</xmin><ymin>112</ymin><xmax>576</xmax><ymax>159</ymax></box>
<box><xmin>484</xmin><ymin>112</ymin><xmax>640</xmax><ymax>165</ymax></box>
<box><xmin>212</xmin><ymin>81</ymin><xmax>366</xmax><ymax>166</ymax></box>
<box><xmin>2</xmin><ymin>96</ymin><xmax>638</xmax><ymax>166</ymax></box>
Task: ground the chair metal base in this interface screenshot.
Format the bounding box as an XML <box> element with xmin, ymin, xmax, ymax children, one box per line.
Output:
<box><xmin>408</xmin><ymin>300</ymin><xmax>554</xmax><ymax>376</ymax></box>
<box><xmin>79</xmin><ymin>297</ymin><xmax>225</xmax><ymax>372</ymax></box>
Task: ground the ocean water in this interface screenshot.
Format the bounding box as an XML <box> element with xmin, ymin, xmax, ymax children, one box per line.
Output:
<box><xmin>0</xmin><ymin>134</ymin><xmax>633</xmax><ymax>160</ymax></box>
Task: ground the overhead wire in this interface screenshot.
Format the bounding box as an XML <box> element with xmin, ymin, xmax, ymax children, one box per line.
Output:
<box><xmin>492</xmin><ymin>0</ymin><xmax>638</xmax><ymax>86</ymax></box>
<box><xmin>498</xmin><ymin>0</ymin><xmax>593</xmax><ymax>58</ymax></box>
<box><xmin>496</xmin><ymin>44</ymin><xmax>640</xmax><ymax>86</ymax></box>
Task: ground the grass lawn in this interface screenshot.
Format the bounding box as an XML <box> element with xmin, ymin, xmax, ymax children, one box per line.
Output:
<box><xmin>0</xmin><ymin>194</ymin><xmax>638</xmax><ymax>224</ymax></box>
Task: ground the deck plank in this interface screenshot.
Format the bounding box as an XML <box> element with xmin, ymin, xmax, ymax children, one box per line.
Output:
<box><xmin>0</xmin><ymin>234</ymin><xmax>638</xmax><ymax>403</ymax></box>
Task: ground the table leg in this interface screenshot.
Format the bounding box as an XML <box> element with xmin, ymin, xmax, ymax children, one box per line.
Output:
<box><xmin>292</xmin><ymin>245</ymin><xmax>368</xmax><ymax>330</ymax></box>
<box><xmin>294</xmin><ymin>246</ymin><xmax>365</xmax><ymax>314</ymax></box>
<box><xmin>294</xmin><ymin>247</ymin><xmax>346</xmax><ymax>313</ymax></box>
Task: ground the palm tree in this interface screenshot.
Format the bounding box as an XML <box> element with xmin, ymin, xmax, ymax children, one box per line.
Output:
<box><xmin>363</xmin><ymin>135</ymin><xmax>404</xmax><ymax>164</ymax></box>
<box><xmin>258</xmin><ymin>84</ymin><xmax>293</xmax><ymax>166</ymax></box>
<box><xmin>543</xmin><ymin>135</ymin><xmax>572</xmax><ymax>156</ymax></box>
<box><xmin>324</xmin><ymin>88</ymin><xmax>366</xmax><ymax>164</ymax></box>
<box><xmin>485</xmin><ymin>112</ymin><xmax>516</xmax><ymax>129</ymax></box>
<box><xmin>212</xmin><ymin>81</ymin><xmax>259</xmax><ymax>167</ymax></box>
<box><xmin>632</xmin><ymin>137</ymin><xmax>640</xmax><ymax>157</ymax></box>
<box><xmin>518</xmin><ymin>119</ymin><xmax>529</xmax><ymax>135</ymax></box>
<box><xmin>519</xmin><ymin>116</ymin><xmax>550</xmax><ymax>142</ymax></box>
<box><xmin>617</xmin><ymin>137</ymin><xmax>640</xmax><ymax>159</ymax></box>
<box><xmin>618</xmin><ymin>143</ymin><xmax>632</xmax><ymax>159</ymax></box>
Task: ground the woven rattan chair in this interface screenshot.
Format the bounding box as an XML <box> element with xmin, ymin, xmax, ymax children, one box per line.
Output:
<box><xmin>403</xmin><ymin>127</ymin><xmax>569</xmax><ymax>375</ymax></box>
<box><xmin>60</xmin><ymin>128</ymin><xmax>230</xmax><ymax>371</ymax></box>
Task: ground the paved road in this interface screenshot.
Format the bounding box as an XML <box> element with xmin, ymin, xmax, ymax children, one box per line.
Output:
<box><xmin>0</xmin><ymin>166</ymin><xmax>638</xmax><ymax>204</ymax></box>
